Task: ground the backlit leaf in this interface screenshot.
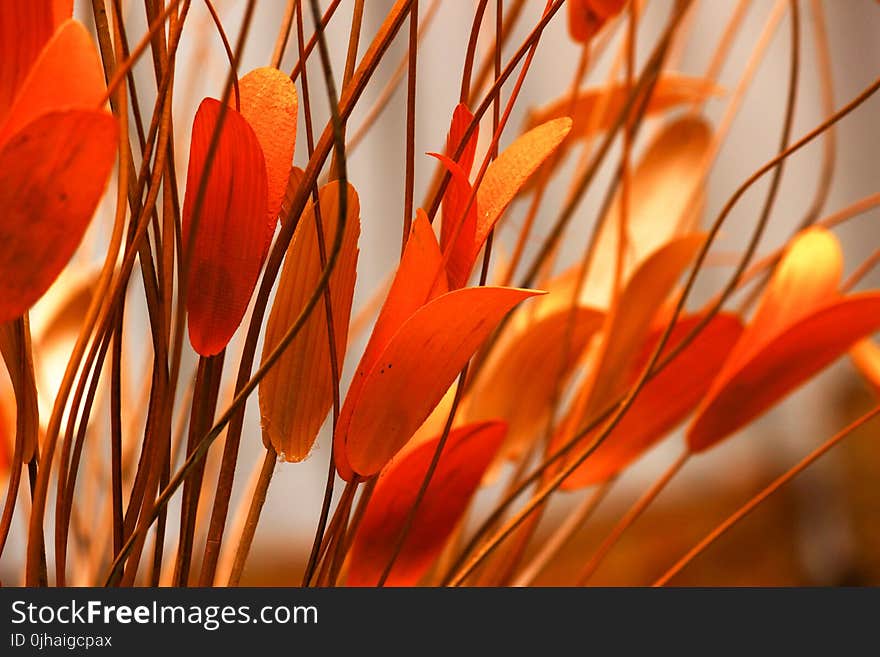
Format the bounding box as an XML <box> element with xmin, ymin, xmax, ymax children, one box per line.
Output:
<box><xmin>0</xmin><ymin>0</ymin><xmax>53</xmax><ymax>122</ymax></box>
<box><xmin>0</xmin><ymin>20</ymin><xmax>107</xmax><ymax>148</ymax></box>
<box><xmin>688</xmin><ymin>293</ymin><xmax>880</xmax><ymax>452</ymax></box>
<box><xmin>347</xmin><ymin>421</ymin><xmax>506</xmax><ymax>586</ymax></box>
<box><xmin>183</xmin><ymin>99</ymin><xmax>269</xmax><ymax>356</ymax></box>
<box><xmin>237</xmin><ymin>67</ymin><xmax>298</xmax><ymax>225</ymax></box>
<box><xmin>0</xmin><ymin>109</ymin><xmax>117</xmax><ymax>324</ymax></box>
<box><xmin>562</xmin><ymin>313</ymin><xmax>743</xmax><ymax>488</ymax></box>
<box><xmin>259</xmin><ymin>181</ymin><xmax>360</xmax><ymax>462</ymax></box>
<box><xmin>339</xmin><ymin>286</ymin><xmax>541</xmax><ymax>478</ymax></box>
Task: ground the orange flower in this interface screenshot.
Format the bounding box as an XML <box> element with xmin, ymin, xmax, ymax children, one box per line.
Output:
<box><xmin>0</xmin><ymin>3</ymin><xmax>117</xmax><ymax>324</ymax></box>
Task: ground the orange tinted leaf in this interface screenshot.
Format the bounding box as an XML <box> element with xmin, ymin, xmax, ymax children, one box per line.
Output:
<box><xmin>568</xmin><ymin>0</ymin><xmax>626</xmax><ymax>42</ymax></box>
<box><xmin>586</xmin><ymin>233</ymin><xmax>705</xmax><ymax>413</ymax></box>
<box><xmin>563</xmin><ymin>313</ymin><xmax>743</xmax><ymax>488</ymax></box>
<box><xmin>445</xmin><ymin>102</ymin><xmax>478</xmax><ymax>177</ymax></box>
<box><xmin>333</xmin><ymin>211</ymin><xmax>447</xmax><ymax>479</ymax></box>
<box><xmin>474</xmin><ymin>118</ymin><xmax>571</xmax><ymax>257</ymax></box>
<box><xmin>347</xmin><ymin>421</ymin><xmax>506</xmax><ymax>586</ymax></box>
<box><xmin>0</xmin><ymin>109</ymin><xmax>117</xmax><ymax>324</ymax></box>
<box><xmin>527</xmin><ymin>75</ymin><xmax>721</xmax><ymax>145</ymax></box>
<box><xmin>0</xmin><ymin>0</ymin><xmax>53</xmax><ymax>122</ymax></box>
<box><xmin>551</xmin><ymin>234</ymin><xmax>704</xmax><ymax>466</ymax></box>
<box><xmin>431</xmin><ymin>152</ymin><xmax>477</xmax><ymax>288</ymax></box>
<box><xmin>237</xmin><ymin>67</ymin><xmax>298</xmax><ymax>225</ymax></box>
<box><xmin>738</xmin><ymin>227</ymin><xmax>842</xmax><ymax>367</ymax></box>
<box><xmin>581</xmin><ymin>117</ymin><xmax>712</xmax><ymax>308</ymax></box>
<box><xmin>340</xmin><ymin>286</ymin><xmax>541</xmax><ymax>478</ymax></box>
<box><xmin>465</xmin><ymin>306</ymin><xmax>604</xmax><ymax>463</ymax></box>
<box><xmin>689</xmin><ymin>293</ymin><xmax>880</xmax><ymax>452</ymax></box>
<box><xmin>849</xmin><ymin>339</ymin><xmax>880</xmax><ymax>396</ymax></box>
<box><xmin>183</xmin><ymin>99</ymin><xmax>269</xmax><ymax>356</ymax></box>
<box><xmin>52</xmin><ymin>0</ymin><xmax>73</xmax><ymax>24</ymax></box>
<box><xmin>259</xmin><ymin>182</ymin><xmax>360</xmax><ymax>461</ymax></box>
<box><xmin>0</xmin><ymin>20</ymin><xmax>106</xmax><ymax>148</ymax></box>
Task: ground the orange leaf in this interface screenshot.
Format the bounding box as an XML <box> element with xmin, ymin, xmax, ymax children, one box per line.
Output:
<box><xmin>183</xmin><ymin>99</ymin><xmax>268</xmax><ymax>356</ymax></box>
<box><xmin>580</xmin><ymin>116</ymin><xmax>712</xmax><ymax>308</ymax></box>
<box><xmin>464</xmin><ymin>306</ymin><xmax>604</xmax><ymax>464</ymax></box>
<box><xmin>474</xmin><ymin>118</ymin><xmax>572</xmax><ymax>257</ymax></box>
<box><xmin>550</xmin><ymin>234</ymin><xmax>704</xmax><ymax>466</ymax></box>
<box><xmin>431</xmin><ymin>152</ymin><xmax>477</xmax><ymax>288</ymax></box>
<box><xmin>567</xmin><ymin>0</ymin><xmax>626</xmax><ymax>43</ymax></box>
<box><xmin>444</xmin><ymin>102</ymin><xmax>478</xmax><ymax>177</ymax></box>
<box><xmin>237</xmin><ymin>67</ymin><xmax>298</xmax><ymax>225</ymax></box>
<box><xmin>0</xmin><ymin>109</ymin><xmax>117</xmax><ymax>324</ymax></box>
<box><xmin>0</xmin><ymin>20</ymin><xmax>107</xmax><ymax>149</ymax></box>
<box><xmin>737</xmin><ymin>227</ymin><xmax>842</xmax><ymax>367</ymax></box>
<box><xmin>688</xmin><ymin>293</ymin><xmax>880</xmax><ymax>452</ymax></box>
<box><xmin>339</xmin><ymin>286</ymin><xmax>541</xmax><ymax>478</ymax></box>
<box><xmin>527</xmin><ymin>75</ymin><xmax>721</xmax><ymax>146</ymax></box>
<box><xmin>347</xmin><ymin>421</ymin><xmax>506</xmax><ymax>586</ymax></box>
<box><xmin>0</xmin><ymin>0</ymin><xmax>54</xmax><ymax>122</ymax></box>
<box><xmin>849</xmin><ymin>339</ymin><xmax>880</xmax><ymax>397</ymax></box>
<box><xmin>52</xmin><ymin>0</ymin><xmax>73</xmax><ymax>25</ymax></box>
<box><xmin>333</xmin><ymin>211</ymin><xmax>447</xmax><ymax>479</ymax></box>
<box><xmin>259</xmin><ymin>181</ymin><xmax>360</xmax><ymax>462</ymax></box>
<box><xmin>562</xmin><ymin>313</ymin><xmax>743</xmax><ymax>488</ymax></box>
<box><xmin>0</xmin><ymin>400</ymin><xmax>9</xmax><ymax>476</ymax></box>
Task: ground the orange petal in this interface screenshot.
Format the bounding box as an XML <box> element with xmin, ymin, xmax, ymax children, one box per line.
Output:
<box><xmin>465</xmin><ymin>306</ymin><xmax>604</xmax><ymax>464</ymax></box>
<box><xmin>528</xmin><ymin>74</ymin><xmax>722</xmax><ymax>146</ymax></box>
<box><xmin>333</xmin><ymin>211</ymin><xmax>447</xmax><ymax>479</ymax></box>
<box><xmin>347</xmin><ymin>421</ymin><xmax>506</xmax><ymax>586</ymax></box>
<box><xmin>259</xmin><ymin>181</ymin><xmax>360</xmax><ymax>462</ymax></box>
<box><xmin>563</xmin><ymin>313</ymin><xmax>743</xmax><ymax>488</ymax></box>
<box><xmin>582</xmin><ymin>116</ymin><xmax>712</xmax><ymax>308</ymax></box>
<box><xmin>237</xmin><ymin>67</ymin><xmax>298</xmax><ymax>225</ymax></box>
<box><xmin>0</xmin><ymin>0</ymin><xmax>54</xmax><ymax>123</ymax></box>
<box><xmin>0</xmin><ymin>20</ymin><xmax>106</xmax><ymax>149</ymax></box>
<box><xmin>183</xmin><ymin>99</ymin><xmax>269</xmax><ymax>356</ymax></box>
<box><xmin>431</xmin><ymin>152</ymin><xmax>477</xmax><ymax>288</ymax></box>
<box><xmin>689</xmin><ymin>293</ymin><xmax>880</xmax><ymax>452</ymax></box>
<box><xmin>474</xmin><ymin>118</ymin><xmax>572</xmax><ymax>259</ymax></box>
<box><xmin>0</xmin><ymin>109</ymin><xmax>117</xmax><ymax>324</ymax></box>
<box><xmin>341</xmin><ymin>286</ymin><xmax>542</xmax><ymax>478</ymax></box>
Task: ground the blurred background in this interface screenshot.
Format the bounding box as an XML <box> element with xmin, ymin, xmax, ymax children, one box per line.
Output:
<box><xmin>2</xmin><ymin>0</ymin><xmax>879</xmax><ymax>585</ymax></box>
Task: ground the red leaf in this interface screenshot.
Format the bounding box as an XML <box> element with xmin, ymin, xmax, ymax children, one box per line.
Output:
<box><xmin>562</xmin><ymin>313</ymin><xmax>743</xmax><ymax>488</ymax></box>
<box><xmin>347</xmin><ymin>421</ymin><xmax>506</xmax><ymax>586</ymax></box>
<box><xmin>0</xmin><ymin>0</ymin><xmax>54</xmax><ymax>123</ymax></box>
<box><xmin>0</xmin><ymin>20</ymin><xmax>107</xmax><ymax>149</ymax></box>
<box><xmin>567</xmin><ymin>0</ymin><xmax>626</xmax><ymax>43</ymax></box>
<box><xmin>688</xmin><ymin>293</ymin><xmax>880</xmax><ymax>452</ymax></box>
<box><xmin>183</xmin><ymin>99</ymin><xmax>269</xmax><ymax>356</ymax></box>
<box><xmin>0</xmin><ymin>109</ymin><xmax>117</xmax><ymax>324</ymax></box>
<box><xmin>334</xmin><ymin>211</ymin><xmax>447</xmax><ymax>480</ymax></box>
